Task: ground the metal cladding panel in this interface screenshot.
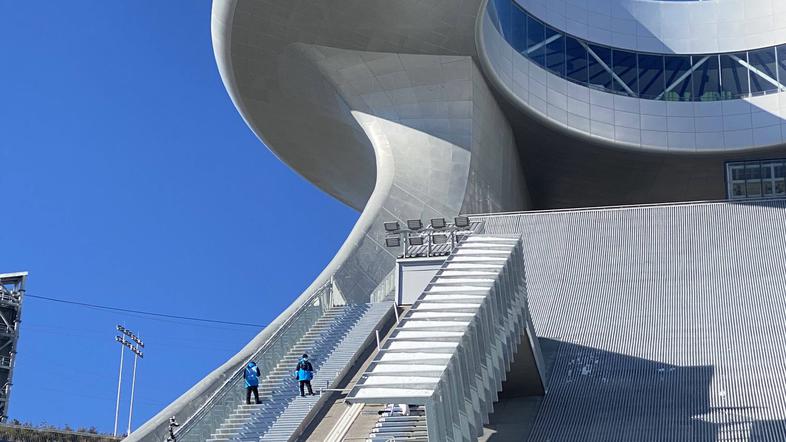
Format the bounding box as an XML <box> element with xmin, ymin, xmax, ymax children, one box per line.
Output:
<box><xmin>475</xmin><ymin>199</ymin><xmax>786</xmax><ymax>441</ymax></box>
<box><xmin>347</xmin><ymin>235</ymin><xmax>546</xmax><ymax>442</ymax></box>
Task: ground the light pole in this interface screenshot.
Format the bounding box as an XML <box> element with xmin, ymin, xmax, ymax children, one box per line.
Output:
<box><xmin>113</xmin><ymin>332</ymin><xmax>125</xmax><ymax>437</ymax></box>
<box><xmin>117</xmin><ymin>325</ymin><xmax>144</xmax><ymax>436</ymax></box>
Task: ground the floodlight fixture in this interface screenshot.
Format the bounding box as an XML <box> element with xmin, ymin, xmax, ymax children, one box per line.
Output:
<box><xmin>406</xmin><ymin>219</ymin><xmax>423</xmax><ymax>230</ymax></box>
<box><xmin>384</xmin><ymin>221</ymin><xmax>400</xmax><ymax>232</ymax></box>
<box><xmin>432</xmin><ymin>233</ymin><xmax>449</xmax><ymax>244</ymax></box>
<box><xmin>385</xmin><ymin>236</ymin><xmax>401</xmax><ymax>248</ymax></box>
<box><xmin>408</xmin><ymin>235</ymin><xmax>424</xmax><ymax>246</ymax></box>
<box><xmin>454</xmin><ymin>216</ymin><xmax>470</xmax><ymax>228</ymax></box>
<box><xmin>430</xmin><ymin>218</ymin><xmax>447</xmax><ymax>229</ymax></box>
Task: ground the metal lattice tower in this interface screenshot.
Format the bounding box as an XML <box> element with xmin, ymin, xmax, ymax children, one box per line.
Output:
<box><xmin>0</xmin><ymin>272</ymin><xmax>26</xmax><ymax>422</ymax></box>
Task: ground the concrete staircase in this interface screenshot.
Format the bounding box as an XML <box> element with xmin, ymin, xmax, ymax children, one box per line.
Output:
<box><xmin>366</xmin><ymin>405</ymin><xmax>428</xmax><ymax>441</ymax></box>
<box><xmin>207</xmin><ymin>302</ymin><xmax>391</xmax><ymax>441</ymax></box>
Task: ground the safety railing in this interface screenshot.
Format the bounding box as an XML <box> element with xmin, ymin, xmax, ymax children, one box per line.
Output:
<box><xmin>369</xmin><ymin>269</ymin><xmax>396</xmax><ymax>304</ymax></box>
<box><xmin>174</xmin><ymin>281</ymin><xmax>337</xmax><ymax>442</ymax></box>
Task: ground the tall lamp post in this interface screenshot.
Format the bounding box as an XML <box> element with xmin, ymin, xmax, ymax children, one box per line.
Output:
<box><xmin>112</xmin><ymin>332</ymin><xmax>125</xmax><ymax>437</ymax></box>
<box><xmin>113</xmin><ymin>325</ymin><xmax>145</xmax><ymax>437</ymax></box>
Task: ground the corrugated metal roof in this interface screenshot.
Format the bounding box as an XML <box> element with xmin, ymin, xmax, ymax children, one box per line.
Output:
<box><xmin>477</xmin><ymin>199</ymin><xmax>786</xmax><ymax>441</ymax></box>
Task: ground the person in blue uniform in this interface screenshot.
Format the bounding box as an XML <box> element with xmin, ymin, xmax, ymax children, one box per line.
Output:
<box><xmin>294</xmin><ymin>354</ymin><xmax>314</xmax><ymax>397</ymax></box>
<box><xmin>244</xmin><ymin>361</ymin><xmax>262</xmax><ymax>404</ymax></box>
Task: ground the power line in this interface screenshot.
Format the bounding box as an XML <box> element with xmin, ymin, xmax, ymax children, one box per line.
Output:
<box><xmin>25</xmin><ymin>294</ymin><xmax>267</xmax><ymax>328</ymax></box>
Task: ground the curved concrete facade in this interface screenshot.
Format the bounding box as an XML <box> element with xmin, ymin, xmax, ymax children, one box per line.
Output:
<box><xmin>480</xmin><ymin>0</ymin><xmax>786</xmax><ymax>152</ymax></box>
<box><xmin>131</xmin><ymin>0</ymin><xmax>786</xmax><ymax>439</ymax></box>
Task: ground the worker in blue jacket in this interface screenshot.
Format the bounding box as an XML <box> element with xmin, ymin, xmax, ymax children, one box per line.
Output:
<box><xmin>294</xmin><ymin>354</ymin><xmax>314</xmax><ymax>397</ymax></box>
<box><xmin>244</xmin><ymin>361</ymin><xmax>262</xmax><ymax>404</ymax></box>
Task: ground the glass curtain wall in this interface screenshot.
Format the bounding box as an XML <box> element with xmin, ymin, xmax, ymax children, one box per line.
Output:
<box><xmin>491</xmin><ymin>0</ymin><xmax>786</xmax><ymax>102</ymax></box>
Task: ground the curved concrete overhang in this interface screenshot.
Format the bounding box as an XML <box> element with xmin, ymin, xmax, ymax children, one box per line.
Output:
<box><xmin>474</xmin><ymin>0</ymin><xmax>786</xmax><ymax>207</ymax></box>
<box><xmin>129</xmin><ymin>1</ymin><xmax>529</xmax><ymax>439</ymax></box>
<box><xmin>211</xmin><ymin>0</ymin><xmax>481</xmax><ymax>211</ymax></box>
<box><xmin>478</xmin><ymin>0</ymin><xmax>786</xmax><ymax>154</ymax></box>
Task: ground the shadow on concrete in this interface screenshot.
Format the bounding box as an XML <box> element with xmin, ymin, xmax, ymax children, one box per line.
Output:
<box><xmin>484</xmin><ymin>338</ymin><xmax>721</xmax><ymax>441</ymax></box>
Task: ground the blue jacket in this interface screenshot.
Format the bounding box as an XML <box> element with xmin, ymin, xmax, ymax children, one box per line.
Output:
<box><xmin>294</xmin><ymin>358</ymin><xmax>313</xmax><ymax>381</ymax></box>
<box><xmin>244</xmin><ymin>362</ymin><xmax>260</xmax><ymax>387</ymax></box>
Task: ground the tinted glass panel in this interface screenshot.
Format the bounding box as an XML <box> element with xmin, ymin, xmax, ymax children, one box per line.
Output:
<box><xmin>545</xmin><ymin>27</ymin><xmax>565</xmax><ymax>76</ymax></box>
<box><xmin>749</xmin><ymin>47</ymin><xmax>778</xmax><ymax>94</ymax></box>
<box><xmin>692</xmin><ymin>55</ymin><xmax>721</xmax><ymax>101</ymax></box>
<box><xmin>526</xmin><ymin>15</ymin><xmax>545</xmax><ymax>67</ymax></box>
<box><xmin>489</xmin><ymin>0</ymin><xmax>507</xmax><ymax>35</ymax></box>
<box><xmin>746</xmin><ymin>163</ymin><xmax>761</xmax><ymax>180</ymax></box>
<box><xmin>720</xmin><ymin>53</ymin><xmax>749</xmax><ymax>99</ymax></box>
<box><xmin>492</xmin><ymin>0</ymin><xmax>786</xmax><ymax>102</ymax></box>
<box><xmin>613</xmin><ymin>49</ymin><xmax>638</xmax><ymax>96</ymax></box>
<box><xmin>638</xmin><ymin>54</ymin><xmax>664</xmax><ymax>99</ymax></box>
<box><xmin>565</xmin><ymin>36</ymin><xmax>588</xmax><ymax>84</ymax></box>
<box><xmin>588</xmin><ymin>45</ymin><xmax>612</xmax><ymax>91</ymax></box>
<box><xmin>778</xmin><ymin>45</ymin><xmax>786</xmax><ymax>91</ymax></box>
<box><xmin>510</xmin><ymin>4</ymin><xmax>527</xmax><ymax>53</ymax></box>
<box><xmin>664</xmin><ymin>56</ymin><xmax>693</xmax><ymax>101</ymax></box>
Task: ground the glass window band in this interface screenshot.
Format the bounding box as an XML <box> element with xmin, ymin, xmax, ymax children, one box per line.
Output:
<box><xmin>491</xmin><ymin>0</ymin><xmax>786</xmax><ymax>102</ymax></box>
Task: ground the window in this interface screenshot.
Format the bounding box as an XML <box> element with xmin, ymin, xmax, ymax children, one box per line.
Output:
<box><xmin>638</xmin><ymin>54</ymin><xmax>664</xmax><ymax>99</ymax></box>
<box><xmin>748</xmin><ymin>47</ymin><xmax>778</xmax><ymax>95</ymax></box>
<box><xmin>728</xmin><ymin>164</ymin><xmax>747</xmax><ymax>199</ymax></box>
<box><xmin>613</xmin><ymin>49</ymin><xmax>638</xmax><ymax>96</ymax></box>
<box><xmin>492</xmin><ymin>0</ymin><xmax>786</xmax><ymax>102</ymax></box>
<box><xmin>526</xmin><ymin>15</ymin><xmax>545</xmax><ymax>67</ymax></box>
<box><xmin>545</xmin><ymin>26</ymin><xmax>565</xmax><ymax>76</ymax></box>
<box><xmin>588</xmin><ymin>45</ymin><xmax>613</xmax><ymax>91</ymax></box>
<box><xmin>663</xmin><ymin>56</ymin><xmax>693</xmax><ymax>101</ymax></box>
<box><xmin>491</xmin><ymin>0</ymin><xmax>512</xmax><ymax>41</ymax></box>
<box><xmin>720</xmin><ymin>53</ymin><xmax>749</xmax><ymax>99</ymax></box>
<box><xmin>726</xmin><ymin>160</ymin><xmax>786</xmax><ymax>199</ymax></box>
<box><xmin>762</xmin><ymin>161</ymin><xmax>786</xmax><ymax>196</ymax></box>
<box><xmin>777</xmin><ymin>45</ymin><xmax>786</xmax><ymax>90</ymax></box>
<box><xmin>565</xmin><ymin>36</ymin><xmax>588</xmax><ymax>84</ymax></box>
<box><xmin>692</xmin><ymin>55</ymin><xmax>720</xmax><ymax>101</ymax></box>
<box><xmin>510</xmin><ymin>4</ymin><xmax>527</xmax><ymax>54</ymax></box>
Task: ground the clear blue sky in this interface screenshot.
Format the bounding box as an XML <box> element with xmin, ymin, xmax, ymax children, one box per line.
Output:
<box><xmin>0</xmin><ymin>0</ymin><xmax>357</xmax><ymax>433</ymax></box>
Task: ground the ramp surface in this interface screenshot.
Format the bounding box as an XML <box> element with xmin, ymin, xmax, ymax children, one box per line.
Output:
<box><xmin>477</xmin><ymin>200</ymin><xmax>786</xmax><ymax>441</ymax></box>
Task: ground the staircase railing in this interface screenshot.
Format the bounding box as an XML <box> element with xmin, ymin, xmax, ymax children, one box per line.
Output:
<box><xmin>174</xmin><ymin>281</ymin><xmax>337</xmax><ymax>442</ymax></box>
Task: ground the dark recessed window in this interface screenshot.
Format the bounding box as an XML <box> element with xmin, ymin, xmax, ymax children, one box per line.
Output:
<box><xmin>726</xmin><ymin>160</ymin><xmax>786</xmax><ymax>199</ymax></box>
<box><xmin>510</xmin><ymin>4</ymin><xmax>527</xmax><ymax>54</ymax></box>
<box><xmin>491</xmin><ymin>0</ymin><xmax>511</xmax><ymax>38</ymax></box>
<box><xmin>749</xmin><ymin>47</ymin><xmax>778</xmax><ymax>95</ymax></box>
<box><xmin>663</xmin><ymin>56</ymin><xmax>693</xmax><ymax>101</ymax></box>
<box><xmin>613</xmin><ymin>49</ymin><xmax>638</xmax><ymax>96</ymax></box>
<box><xmin>638</xmin><ymin>54</ymin><xmax>664</xmax><ymax>99</ymax></box>
<box><xmin>588</xmin><ymin>45</ymin><xmax>613</xmax><ymax>91</ymax></box>
<box><xmin>692</xmin><ymin>55</ymin><xmax>721</xmax><ymax>101</ymax></box>
<box><xmin>526</xmin><ymin>15</ymin><xmax>545</xmax><ymax>67</ymax></box>
<box><xmin>565</xmin><ymin>36</ymin><xmax>588</xmax><ymax>84</ymax></box>
<box><xmin>720</xmin><ymin>53</ymin><xmax>749</xmax><ymax>99</ymax></box>
<box><xmin>777</xmin><ymin>45</ymin><xmax>786</xmax><ymax>91</ymax></box>
<box><xmin>545</xmin><ymin>26</ymin><xmax>566</xmax><ymax>77</ymax></box>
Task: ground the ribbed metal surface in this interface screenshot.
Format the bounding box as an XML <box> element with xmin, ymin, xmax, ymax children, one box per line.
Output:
<box><xmin>477</xmin><ymin>200</ymin><xmax>786</xmax><ymax>441</ymax></box>
<box><xmin>348</xmin><ymin>235</ymin><xmax>545</xmax><ymax>441</ymax></box>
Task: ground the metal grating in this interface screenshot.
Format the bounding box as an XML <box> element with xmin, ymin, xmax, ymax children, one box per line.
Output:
<box><xmin>475</xmin><ymin>199</ymin><xmax>786</xmax><ymax>441</ymax></box>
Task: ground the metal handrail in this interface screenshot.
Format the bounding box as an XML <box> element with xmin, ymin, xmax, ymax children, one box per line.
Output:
<box><xmin>174</xmin><ymin>280</ymin><xmax>334</xmax><ymax>438</ymax></box>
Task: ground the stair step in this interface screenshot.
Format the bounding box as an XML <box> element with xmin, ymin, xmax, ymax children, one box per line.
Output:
<box><xmin>186</xmin><ymin>303</ymin><xmax>390</xmax><ymax>442</ymax></box>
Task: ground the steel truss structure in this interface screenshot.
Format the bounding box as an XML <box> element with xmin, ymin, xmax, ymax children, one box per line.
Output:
<box><xmin>0</xmin><ymin>272</ymin><xmax>25</xmax><ymax>422</ymax></box>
